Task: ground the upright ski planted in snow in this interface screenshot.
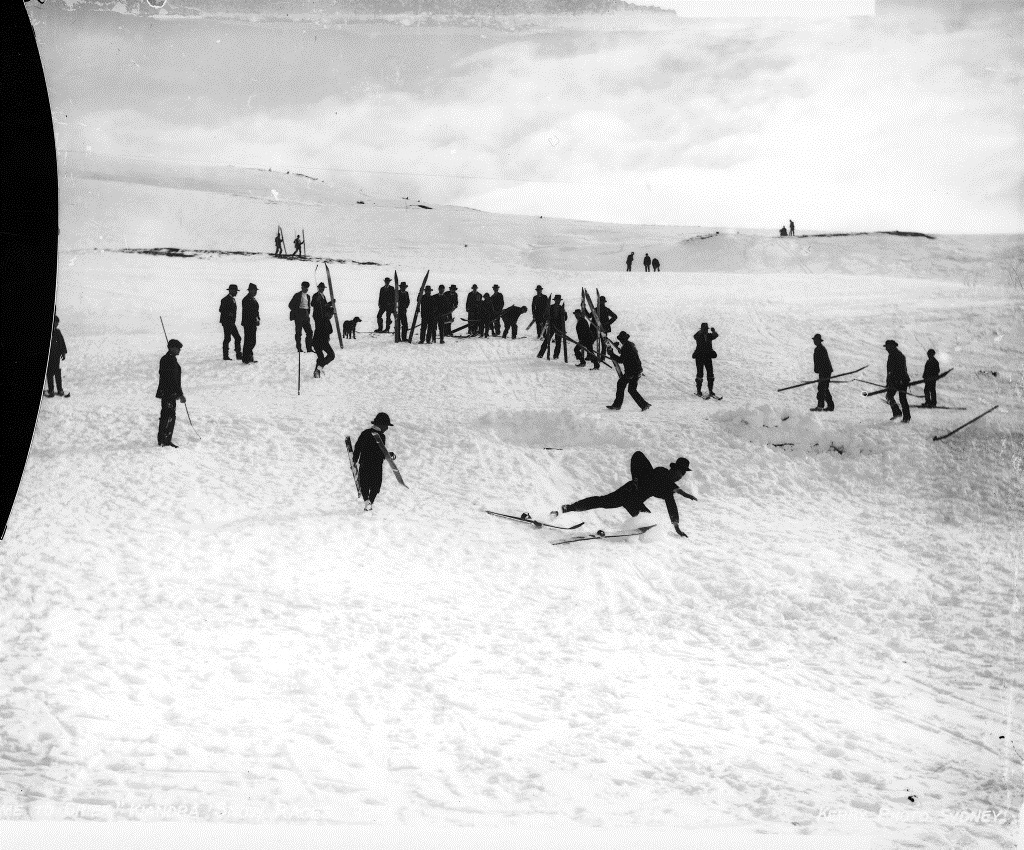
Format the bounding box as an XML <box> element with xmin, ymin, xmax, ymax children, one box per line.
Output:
<box><xmin>324</xmin><ymin>262</ymin><xmax>344</xmax><ymax>350</ymax></box>
<box><xmin>407</xmin><ymin>270</ymin><xmax>430</xmax><ymax>343</ymax></box>
<box><xmin>371</xmin><ymin>431</ymin><xmax>408</xmax><ymax>488</ymax></box>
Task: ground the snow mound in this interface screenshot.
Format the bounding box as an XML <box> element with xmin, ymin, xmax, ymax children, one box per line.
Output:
<box><xmin>717</xmin><ymin>404</ymin><xmax>871</xmax><ymax>456</ymax></box>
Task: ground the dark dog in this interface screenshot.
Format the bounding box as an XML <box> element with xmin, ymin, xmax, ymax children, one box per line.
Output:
<box><xmin>342</xmin><ymin>317</ymin><xmax>361</xmax><ymax>339</ymax></box>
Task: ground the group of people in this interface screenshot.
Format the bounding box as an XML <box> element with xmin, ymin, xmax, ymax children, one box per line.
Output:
<box><xmin>274</xmin><ymin>229</ymin><xmax>305</xmax><ymax>257</ymax></box>
<box><xmin>779</xmin><ymin>220</ymin><xmax>796</xmax><ymax>237</ymax></box>
<box><xmin>625</xmin><ymin>252</ymin><xmax>661</xmax><ymax>272</ymax></box>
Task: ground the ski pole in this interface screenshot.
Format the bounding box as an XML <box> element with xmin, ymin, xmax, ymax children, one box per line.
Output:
<box><xmin>158</xmin><ymin>315</ymin><xmax>201</xmax><ymax>440</ymax></box>
<box><xmin>932</xmin><ymin>405</ymin><xmax>998</xmax><ymax>442</ymax></box>
<box><xmin>298</xmin><ymin>349</ymin><xmax>301</xmax><ymax>396</ymax></box>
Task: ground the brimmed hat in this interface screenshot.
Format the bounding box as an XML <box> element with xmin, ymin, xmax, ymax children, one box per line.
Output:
<box><xmin>670</xmin><ymin>457</ymin><xmax>690</xmax><ymax>473</ymax></box>
<box><xmin>884</xmin><ymin>339</ymin><xmax>898</xmax><ymax>348</ymax></box>
<box><xmin>317</xmin><ymin>282</ymin><xmax>326</xmax><ymax>289</ymax></box>
<box><xmin>700</xmin><ymin>322</ymin><xmax>708</xmax><ymax>330</ymax></box>
<box><xmin>372</xmin><ymin>412</ymin><xmax>393</xmax><ymax>428</ymax></box>
<box><xmin>492</xmin><ymin>284</ymin><xmax>500</xmax><ymax>290</ymax></box>
<box><xmin>247</xmin><ymin>283</ymin><xmax>258</xmax><ymax>291</ymax></box>
<box><xmin>617</xmin><ymin>331</ymin><xmax>630</xmax><ymax>342</ymax></box>
<box><xmin>536</xmin><ymin>285</ymin><xmax>543</xmax><ymax>292</ymax></box>
<box><xmin>812</xmin><ymin>333</ymin><xmax>823</xmax><ymax>342</ymax></box>
<box><xmin>167</xmin><ymin>339</ymin><xmax>183</xmax><ymax>349</ymax></box>
<box><xmin>399</xmin><ymin>282</ymin><xmax>407</xmax><ymax>288</ymax></box>
<box><xmin>227</xmin><ymin>284</ymin><xmax>239</xmax><ymax>293</ymax></box>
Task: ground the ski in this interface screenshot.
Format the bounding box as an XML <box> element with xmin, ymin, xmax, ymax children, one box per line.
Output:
<box><xmin>324</xmin><ymin>262</ymin><xmax>344</xmax><ymax>350</ymax></box>
<box><xmin>552</xmin><ymin>525</ymin><xmax>656</xmax><ymax>545</ymax></box>
<box><xmin>932</xmin><ymin>405</ymin><xmax>998</xmax><ymax>442</ymax></box>
<box><xmin>371</xmin><ymin>430</ymin><xmax>408</xmax><ymax>488</ymax></box>
<box><xmin>777</xmin><ymin>365</ymin><xmax>868</xmax><ymax>392</ymax></box>
<box><xmin>703</xmin><ymin>393</ymin><xmax>723</xmax><ymax>401</ymax></box>
<box><xmin>913</xmin><ymin>404</ymin><xmax>967</xmax><ymax>410</ymax></box>
<box><xmin>484</xmin><ymin>510</ymin><xmax>583</xmax><ymax>531</ymax></box>
<box><xmin>344</xmin><ymin>436</ymin><xmax>361</xmax><ymax>499</ymax></box>
<box><xmin>407</xmin><ymin>270</ymin><xmax>430</xmax><ymax>343</ymax></box>
<box><xmin>863</xmin><ymin>368</ymin><xmax>953</xmax><ymax>397</ymax></box>
<box><xmin>585</xmin><ymin>288</ymin><xmax>620</xmax><ymax>377</ymax></box>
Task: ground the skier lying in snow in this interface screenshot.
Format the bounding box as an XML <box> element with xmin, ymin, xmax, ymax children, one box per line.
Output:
<box><xmin>551</xmin><ymin>452</ymin><xmax>695</xmax><ymax>537</ymax></box>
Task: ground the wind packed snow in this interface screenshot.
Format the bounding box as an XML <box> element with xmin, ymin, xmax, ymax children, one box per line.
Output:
<box><xmin>3</xmin><ymin>158</ymin><xmax>1023</xmax><ymax>848</ymax></box>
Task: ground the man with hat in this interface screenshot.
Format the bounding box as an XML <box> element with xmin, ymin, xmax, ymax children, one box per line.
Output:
<box><xmin>289</xmin><ymin>281</ymin><xmax>315</xmax><ymax>353</ymax></box>
<box><xmin>607</xmin><ymin>330</ymin><xmax>651</xmax><ymax>411</ymax></box>
<box><xmin>430</xmin><ymin>284</ymin><xmax>448</xmax><ymax>344</ymax></box>
<box><xmin>311</xmin><ymin>281</ymin><xmax>336</xmax><ymax>377</ymax></box>
<box><xmin>922</xmin><ymin>349</ymin><xmax>940</xmax><ymax>408</ymax></box>
<box><xmin>553</xmin><ymin>451</ymin><xmax>695</xmax><ymax>538</ymax></box>
<box><xmin>351</xmin><ymin>412</ymin><xmax>396</xmax><ymax>510</ymax></box>
<box><xmin>692</xmin><ymin>321</ymin><xmax>718</xmax><ymax>398</ymax></box>
<box><xmin>811</xmin><ymin>333</ymin><xmax>834</xmax><ymax>412</ymax></box>
<box><xmin>418</xmin><ymin>285</ymin><xmax>434</xmax><ymax>343</ymax></box>
<box><xmin>219</xmin><ymin>284</ymin><xmax>242</xmax><ymax>360</ymax></box>
<box><xmin>490</xmin><ymin>284</ymin><xmax>504</xmax><ymax>336</ymax></box>
<box><xmin>396</xmin><ymin>281</ymin><xmax>411</xmax><ymax>341</ymax></box>
<box><xmin>443</xmin><ymin>284</ymin><xmax>459</xmax><ymax>338</ymax></box>
<box><xmin>884</xmin><ymin>339</ymin><xmax>911</xmax><ymax>422</ymax></box>
<box><xmin>467</xmin><ymin>284</ymin><xmax>482</xmax><ymax>336</ymax></box>
<box><xmin>376</xmin><ymin>277</ymin><xmax>396</xmax><ymax>333</ymax></box>
<box><xmin>241</xmin><ymin>283</ymin><xmax>261</xmax><ymax>363</ymax></box>
<box><xmin>531</xmin><ymin>286</ymin><xmax>548</xmax><ymax>338</ymax></box>
<box><xmin>500</xmin><ymin>304</ymin><xmax>529</xmax><ymax>338</ymax></box>
<box><xmin>573</xmin><ymin>308</ymin><xmax>596</xmax><ymax>367</ymax></box>
<box><xmin>156</xmin><ymin>339</ymin><xmax>186</xmax><ymax>447</ymax></box>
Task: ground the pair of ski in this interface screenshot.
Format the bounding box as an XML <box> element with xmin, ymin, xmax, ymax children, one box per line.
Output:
<box><xmin>695</xmin><ymin>391</ymin><xmax>723</xmax><ymax>401</ymax></box>
<box><xmin>344</xmin><ymin>432</ymin><xmax>408</xmax><ymax>504</ymax></box>
<box><xmin>484</xmin><ymin>511</ymin><xmax>655</xmax><ymax>545</ymax></box>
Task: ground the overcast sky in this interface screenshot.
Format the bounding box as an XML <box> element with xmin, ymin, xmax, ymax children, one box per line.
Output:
<box><xmin>31</xmin><ymin>0</ymin><xmax>1023</xmax><ymax>233</ymax></box>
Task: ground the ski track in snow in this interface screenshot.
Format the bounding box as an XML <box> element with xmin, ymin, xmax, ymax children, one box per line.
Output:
<box><xmin>4</xmin><ymin>177</ymin><xmax>1024</xmax><ymax>847</ymax></box>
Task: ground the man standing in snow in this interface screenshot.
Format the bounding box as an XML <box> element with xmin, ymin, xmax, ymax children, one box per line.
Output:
<box><xmin>884</xmin><ymin>339</ymin><xmax>911</xmax><ymax>422</ymax></box>
<box><xmin>531</xmin><ymin>286</ymin><xmax>548</xmax><ymax>338</ymax></box>
<box><xmin>311</xmin><ymin>282</ymin><xmax>335</xmax><ymax>377</ymax></box>
<box><xmin>500</xmin><ymin>305</ymin><xmax>528</xmax><ymax>338</ymax></box>
<box><xmin>490</xmin><ymin>285</ymin><xmax>504</xmax><ymax>336</ymax></box>
<box><xmin>692</xmin><ymin>322</ymin><xmax>718</xmax><ymax>397</ymax></box>
<box><xmin>607</xmin><ymin>330</ymin><xmax>651</xmax><ymax>411</ymax></box>
<box><xmin>156</xmin><ymin>339</ymin><xmax>186</xmax><ymax>448</ymax></box>
<box><xmin>274</xmin><ymin>230</ymin><xmax>283</xmax><ymax>256</ymax></box>
<box><xmin>643</xmin><ymin>253</ymin><xmax>652</xmax><ymax>272</ymax></box>
<box><xmin>240</xmin><ymin>284</ymin><xmax>261</xmax><ymax>364</ymax></box>
<box><xmin>396</xmin><ymin>282</ymin><xmax>410</xmax><ymax>342</ymax></box>
<box><xmin>44</xmin><ymin>316</ymin><xmax>68</xmax><ymax>397</ymax></box>
<box><xmin>626</xmin><ymin>252</ymin><xmax>634</xmax><ymax>272</ymax></box>
<box><xmin>598</xmin><ymin>296</ymin><xmax>617</xmax><ymax>334</ymax></box>
<box><xmin>811</xmin><ymin>333</ymin><xmax>834</xmax><ymax>412</ymax></box>
<box><xmin>467</xmin><ymin>284</ymin><xmax>482</xmax><ymax>336</ymax></box>
<box><xmin>789</xmin><ymin>220</ymin><xmax>795</xmax><ymax>237</ymax></box>
<box><xmin>444</xmin><ymin>284</ymin><xmax>459</xmax><ymax>337</ymax></box>
<box><xmin>351</xmin><ymin>412</ymin><xmax>395</xmax><ymax>511</ymax></box>
<box><xmin>292</xmin><ymin>234</ymin><xmax>303</xmax><ymax>257</ymax></box>
<box><xmin>219</xmin><ymin>284</ymin><xmax>242</xmax><ymax>361</ymax></box>
<box><xmin>289</xmin><ymin>281</ymin><xmax>314</xmax><ymax>353</ymax></box>
<box><xmin>480</xmin><ymin>292</ymin><xmax>492</xmax><ymax>338</ymax></box>
<box><xmin>419</xmin><ymin>285</ymin><xmax>434</xmax><ymax>343</ymax></box>
<box><xmin>554</xmin><ymin>453</ymin><xmax>694</xmax><ymax>538</ymax></box>
<box><xmin>376</xmin><ymin>277</ymin><xmax>395</xmax><ymax>333</ymax></box>
<box><xmin>922</xmin><ymin>349</ymin><xmax>940</xmax><ymax>408</ymax></box>
<box><xmin>573</xmin><ymin>309</ymin><xmax>595</xmax><ymax>367</ymax></box>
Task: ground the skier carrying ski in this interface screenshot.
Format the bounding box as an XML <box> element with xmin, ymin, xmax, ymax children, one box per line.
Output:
<box><xmin>553</xmin><ymin>452</ymin><xmax>694</xmax><ymax>538</ymax></box>
<box><xmin>156</xmin><ymin>339</ymin><xmax>185</xmax><ymax>448</ymax></box>
<box><xmin>573</xmin><ymin>309</ymin><xmax>596</xmax><ymax>367</ymax></box>
<box><xmin>219</xmin><ymin>284</ymin><xmax>242</xmax><ymax>361</ymax></box>
<box><xmin>811</xmin><ymin>333</ymin><xmax>834</xmax><ymax>411</ymax></box>
<box><xmin>692</xmin><ymin>322</ymin><xmax>718</xmax><ymax>398</ymax></box>
<box><xmin>351</xmin><ymin>412</ymin><xmax>396</xmax><ymax>511</ymax></box>
<box><xmin>289</xmin><ymin>281</ymin><xmax>314</xmax><ymax>353</ymax></box>
<box><xmin>274</xmin><ymin>230</ymin><xmax>284</xmax><ymax>256</ymax></box>
<box><xmin>922</xmin><ymin>349</ymin><xmax>940</xmax><ymax>408</ymax></box>
<box><xmin>311</xmin><ymin>282</ymin><xmax>335</xmax><ymax>377</ymax></box>
<box><xmin>44</xmin><ymin>316</ymin><xmax>68</xmax><ymax>397</ymax></box>
<box><xmin>884</xmin><ymin>339</ymin><xmax>911</xmax><ymax>422</ymax></box>
<box><xmin>292</xmin><ymin>234</ymin><xmax>303</xmax><ymax>257</ymax></box>
<box><xmin>607</xmin><ymin>330</ymin><xmax>651</xmax><ymax>411</ymax></box>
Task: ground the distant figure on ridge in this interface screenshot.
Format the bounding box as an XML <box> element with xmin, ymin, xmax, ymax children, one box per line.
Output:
<box><xmin>922</xmin><ymin>349</ymin><xmax>940</xmax><ymax>408</ymax></box>
<box><xmin>883</xmin><ymin>339</ymin><xmax>911</xmax><ymax>423</ymax></box>
<box><xmin>643</xmin><ymin>253</ymin><xmax>652</xmax><ymax>272</ymax></box>
<box><xmin>810</xmin><ymin>333</ymin><xmax>834</xmax><ymax>412</ymax></box>
<box><xmin>692</xmin><ymin>322</ymin><xmax>718</xmax><ymax>398</ymax></box>
<box><xmin>789</xmin><ymin>220</ymin><xmax>795</xmax><ymax>237</ymax></box>
<box><xmin>44</xmin><ymin>316</ymin><xmax>68</xmax><ymax>397</ymax></box>
<box><xmin>651</xmin><ymin>257</ymin><xmax>660</xmax><ymax>272</ymax></box>
<box><xmin>219</xmin><ymin>284</ymin><xmax>242</xmax><ymax>361</ymax></box>
<box><xmin>292</xmin><ymin>234</ymin><xmax>303</xmax><ymax>257</ymax></box>
<box><xmin>779</xmin><ymin>226</ymin><xmax>788</xmax><ymax>237</ymax></box>
<box><xmin>274</xmin><ymin>230</ymin><xmax>284</xmax><ymax>256</ymax></box>
<box><xmin>626</xmin><ymin>252</ymin><xmax>634</xmax><ymax>272</ymax></box>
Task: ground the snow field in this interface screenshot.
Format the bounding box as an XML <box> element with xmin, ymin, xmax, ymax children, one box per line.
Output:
<box><xmin>3</xmin><ymin>173</ymin><xmax>1024</xmax><ymax>847</ymax></box>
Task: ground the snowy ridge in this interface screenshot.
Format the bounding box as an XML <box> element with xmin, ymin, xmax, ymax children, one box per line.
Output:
<box><xmin>5</xmin><ymin>162</ymin><xmax>1023</xmax><ymax>847</ymax></box>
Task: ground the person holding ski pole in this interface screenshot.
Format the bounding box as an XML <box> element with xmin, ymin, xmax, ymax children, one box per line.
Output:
<box><xmin>811</xmin><ymin>333</ymin><xmax>834</xmax><ymax>411</ymax></box>
<box><xmin>692</xmin><ymin>322</ymin><xmax>718</xmax><ymax>398</ymax></box>
<box><xmin>607</xmin><ymin>331</ymin><xmax>651</xmax><ymax>411</ymax></box>
<box><xmin>552</xmin><ymin>453</ymin><xmax>695</xmax><ymax>538</ymax></box>
<box><xmin>44</xmin><ymin>315</ymin><xmax>68</xmax><ymax>397</ymax></box>
<box><xmin>351</xmin><ymin>412</ymin><xmax>396</xmax><ymax>511</ymax></box>
<box><xmin>884</xmin><ymin>339</ymin><xmax>911</xmax><ymax>423</ymax></box>
<box><xmin>156</xmin><ymin>338</ymin><xmax>186</xmax><ymax>447</ymax></box>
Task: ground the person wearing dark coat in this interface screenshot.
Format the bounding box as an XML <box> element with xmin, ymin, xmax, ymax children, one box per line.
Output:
<box><xmin>922</xmin><ymin>349</ymin><xmax>940</xmax><ymax>407</ymax></box>
<box><xmin>537</xmin><ymin>295</ymin><xmax>567</xmax><ymax>359</ymax></box>
<box><xmin>418</xmin><ymin>285</ymin><xmax>434</xmax><ymax>343</ymax></box>
<box><xmin>351</xmin><ymin>412</ymin><xmax>395</xmax><ymax>510</ymax></box>
<box><xmin>274</xmin><ymin>230</ymin><xmax>284</xmax><ymax>256</ymax></box>
<box><xmin>289</xmin><ymin>281</ymin><xmax>315</xmax><ymax>353</ymax></box>
<box><xmin>156</xmin><ymin>339</ymin><xmax>186</xmax><ymax>447</ymax></box>
<box><xmin>44</xmin><ymin>316</ymin><xmax>68</xmax><ymax>397</ymax></box>
<box><xmin>692</xmin><ymin>322</ymin><xmax>718</xmax><ymax>397</ymax></box>
<box><xmin>396</xmin><ymin>282</ymin><xmax>411</xmax><ymax>341</ymax></box>
<box><xmin>376</xmin><ymin>278</ymin><xmax>396</xmax><ymax>333</ymax></box>
<box><xmin>607</xmin><ymin>330</ymin><xmax>650</xmax><ymax>410</ymax></box>
<box><xmin>219</xmin><ymin>284</ymin><xmax>242</xmax><ymax>360</ymax></box>
<box><xmin>789</xmin><ymin>220</ymin><xmax>795</xmax><ymax>237</ymax></box>
<box><xmin>292</xmin><ymin>234</ymin><xmax>303</xmax><ymax>256</ymax></box>
<box><xmin>500</xmin><ymin>305</ymin><xmax>528</xmax><ymax>338</ymax></box>
<box><xmin>555</xmin><ymin>453</ymin><xmax>694</xmax><ymax>538</ymax></box>
<box><xmin>884</xmin><ymin>339</ymin><xmax>911</xmax><ymax>422</ymax></box>
<box><xmin>651</xmin><ymin>258</ymin><xmax>660</xmax><ymax>272</ymax></box>
<box><xmin>311</xmin><ymin>282</ymin><xmax>335</xmax><ymax>376</ymax></box>
<box><xmin>643</xmin><ymin>253</ymin><xmax>651</xmax><ymax>272</ymax></box>
<box><xmin>480</xmin><ymin>293</ymin><xmax>492</xmax><ymax>338</ymax></box>
<box><xmin>241</xmin><ymin>283</ymin><xmax>261</xmax><ymax>363</ymax></box>
<box><xmin>428</xmin><ymin>286</ymin><xmax>447</xmax><ymax>344</ymax></box>
<box><xmin>573</xmin><ymin>309</ymin><xmax>595</xmax><ymax>367</ymax></box>
<box><xmin>490</xmin><ymin>285</ymin><xmax>504</xmax><ymax>336</ymax></box>
<box><xmin>598</xmin><ymin>297</ymin><xmax>617</xmax><ymax>334</ymax></box>
<box><xmin>531</xmin><ymin>286</ymin><xmax>548</xmax><ymax>338</ymax></box>
<box><xmin>444</xmin><ymin>285</ymin><xmax>459</xmax><ymax>337</ymax></box>
<box><xmin>467</xmin><ymin>285</ymin><xmax>482</xmax><ymax>336</ymax></box>
<box><xmin>811</xmin><ymin>333</ymin><xmax>834</xmax><ymax>411</ymax></box>
<box><xmin>626</xmin><ymin>252</ymin><xmax>634</xmax><ymax>272</ymax></box>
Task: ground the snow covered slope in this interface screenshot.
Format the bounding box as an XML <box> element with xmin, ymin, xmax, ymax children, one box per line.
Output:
<box><xmin>3</xmin><ymin>159</ymin><xmax>1023</xmax><ymax>848</ymax></box>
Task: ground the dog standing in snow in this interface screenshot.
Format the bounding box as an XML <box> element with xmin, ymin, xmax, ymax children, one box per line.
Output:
<box><xmin>342</xmin><ymin>317</ymin><xmax>361</xmax><ymax>339</ymax></box>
